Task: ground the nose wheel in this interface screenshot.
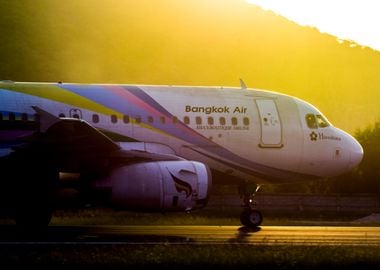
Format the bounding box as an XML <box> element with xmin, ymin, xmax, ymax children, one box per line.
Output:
<box><xmin>238</xmin><ymin>183</ymin><xmax>263</xmax><ymax>227</ymax></box>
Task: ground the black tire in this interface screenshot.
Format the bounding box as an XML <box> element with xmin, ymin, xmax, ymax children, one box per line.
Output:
<box><xmin>240</xmin><ymin>209</ymin><xmax>263</xmax><ymax>227</ymax></box>
<box><xmin>13</xmin><ymin>161</ymin><xmax>59</xmax><ymax>230</ymax></box>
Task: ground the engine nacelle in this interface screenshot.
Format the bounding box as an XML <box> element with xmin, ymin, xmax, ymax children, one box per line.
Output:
<box><xmin>97</xmin><ymin>161</ymin><xmax>211</xmax><ymax>211</ymax></box>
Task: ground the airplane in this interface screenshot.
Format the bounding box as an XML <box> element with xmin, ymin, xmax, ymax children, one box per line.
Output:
<box><xmin>0</xmin><ymin>80</ymin><xmax>363</xmax><ymax>228</ymax></box>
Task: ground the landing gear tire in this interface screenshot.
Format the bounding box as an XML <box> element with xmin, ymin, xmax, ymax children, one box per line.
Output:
<box><xmin>12</xmin><ymin>160</ymin><xmax>59</xmax><ymax>231</ymax></box>
<box><xmin>238</xmin><ymin>182</ymin><xmax>262</xmax><ymax>227</ymax></box>
<box><xmin>240</xmin><ymin>209</ymin><xmax>263</xmax><ymax>227</ymax></box>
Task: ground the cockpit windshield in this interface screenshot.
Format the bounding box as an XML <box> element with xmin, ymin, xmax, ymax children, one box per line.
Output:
<box><xmin>306</xmin><ymin>114</ymin><xmax>330</xmax><ymax>129</ymax></box>
<box><xmin>316</xmin><ymin>114</ymin><xmax>330</xmax><ymax>128</ymax></box>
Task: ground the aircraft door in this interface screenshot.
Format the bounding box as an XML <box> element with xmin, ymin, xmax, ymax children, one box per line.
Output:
<box><xmin>255</xmin><ymin>99</ymin><xmax>283</xmax><ymax>148</ymax></box>
<box><xmin>69</xmin><ymin>108</ymin><xmax>83</xmax><ymax>119</ymax></box>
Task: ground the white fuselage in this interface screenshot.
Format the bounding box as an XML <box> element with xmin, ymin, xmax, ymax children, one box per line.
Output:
<box><xmin>0</xmin><ymin>82</ymin><xmax>363</xmax><ymax>184</ymax></box>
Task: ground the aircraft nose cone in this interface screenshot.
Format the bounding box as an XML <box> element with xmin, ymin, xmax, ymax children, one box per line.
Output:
<box><xmin>349</xmin><ymin>138</ymin><xmax>364</xmax><ymax>169</ymax></box>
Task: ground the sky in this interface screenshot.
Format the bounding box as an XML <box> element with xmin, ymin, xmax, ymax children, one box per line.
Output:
<box><xmin>246</xmin><ymin>0</ymin><xmax>380</xmax><ymax>51</ymax></box>
<box><xmin>1</xmin><ymin>0</ymin><xmax>379</xmax><ymax>133</ymax></box>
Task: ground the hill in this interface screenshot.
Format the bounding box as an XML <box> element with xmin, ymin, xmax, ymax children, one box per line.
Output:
<box><xmin>0</xmin><ymin>0</ymin><xmax>379</xmax><ymax>133</ymax></box>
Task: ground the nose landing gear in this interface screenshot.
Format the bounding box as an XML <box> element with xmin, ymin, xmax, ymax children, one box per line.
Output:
<box><xmin>239</xmin><ymin>183</ymin><xmax>263</xmax><ymax>227</ymax></box>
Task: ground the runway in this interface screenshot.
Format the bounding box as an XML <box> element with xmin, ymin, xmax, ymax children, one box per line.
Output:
<box><xmin>1</xmin><ymin>225</ymin><xmax>380</xmax><ymax>246</ymax></box>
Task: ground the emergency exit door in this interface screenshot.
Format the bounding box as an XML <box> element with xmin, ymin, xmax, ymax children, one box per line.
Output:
<box><xmin>255</xmin><ymin>99</ymin><xmax>283</xmax><ymax>148</ymax></box>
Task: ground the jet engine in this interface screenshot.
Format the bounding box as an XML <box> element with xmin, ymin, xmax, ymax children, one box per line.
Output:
<box><xmin>95</xmin><ymin>160</ymin><xmax>211</xmax><ymax>211</ymax></box>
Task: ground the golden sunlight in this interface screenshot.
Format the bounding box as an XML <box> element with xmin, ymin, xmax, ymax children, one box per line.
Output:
<box><xmin>2</xmin><ymin>0</ymin><xmax>380</xmax><ymax>133</ymax></box>
<box><xmin>246</xmin><ymin>0</ymin><xmax>380</xmax><ymax>51</ymax></box>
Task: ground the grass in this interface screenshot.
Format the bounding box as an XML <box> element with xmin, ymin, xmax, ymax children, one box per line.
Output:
<box><xmin>1</xmin><ymin>244</ymin><xmax>380</xmax><ymax>269</ymax></box>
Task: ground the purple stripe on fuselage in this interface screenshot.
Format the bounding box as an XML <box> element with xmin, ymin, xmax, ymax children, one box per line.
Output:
<box><xmin>55</xmin><ymin>83</ymin><xmax>298</xmax><ymax>180</ymax></box>
<box><xmin>125</xmin><ymin>86</ymin><xmax>172</xmax><ymax>118</ymax></box>
<box><xmin>57</xmin><ymin>84</ymin><xmax>211</xmax><ymax>146</ymax></box>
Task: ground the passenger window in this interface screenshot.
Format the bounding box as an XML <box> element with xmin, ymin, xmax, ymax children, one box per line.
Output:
<box><xmin>92</xmin><ymin>114</ymin><xmax>99</xmax><ymax>123</ymax></box>
<box><xmin>147</xmin><ymin>116</ymin><xmax>154</xmax><ymax>123</ymax></box>
<box><xmin>184</xmin><ymin>116</ymin><xmax>190</xmax><ymax>125</ymax></box>
<box><xmin>231</xmin><ymin>117</ymin><xmax>237</xmax><ymax>126</ymax></box>
<box><xmin>243</xmin><ymin>117</ymin><xmax>250</xmax><ymax>126</ymax></box>
<box><xmin>111</xmin><ymin>115</ymin><xmax>117</xmax><ymax>123</ymax></box>
<box><xmin>160</xmin><ymin>116</ymin><xmax>165</xmax><ymax>124</ymax></box>
<box><xmin>208</xmin><ymin>117</ymin><xmax>214</xmax><ymax>125</ymax></box>
<box><xmin>172</xmin><ymin>116</ymin><xmax>178</xmax><ymax>124</ymax></box>
<box><xmin>219</xmin><ymin>117</ymin><xmax>226</xmax><ymax>126</ymax></box>
<box><xmin>123</xmin><ymin>115</ymin><xmax>130</xmax><ymax>124</ymax></box>
<box><xmin>196</xmin><ymin>116</ymin><xmax>202</xmax><ymax>125</ymax></box>
<box><xmin>135</xmin><ymin>116</ymin><xmax>142</xmax><ymax>124</ymax></box>
<box><xmin>305</xmin><ymin>114</ymin><xmax>318</xmax><ymax>129</ymax></box>
<box><xmin>316</xmin><ymin>115</ymin><xmax>330</xmax><ymax>128</ymax></box>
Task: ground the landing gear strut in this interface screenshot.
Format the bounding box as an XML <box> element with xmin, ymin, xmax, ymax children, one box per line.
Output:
<box><xmin>239</xmin><ymin>183</ymin><xmax>263</xmax><ymax>227</ymax></box>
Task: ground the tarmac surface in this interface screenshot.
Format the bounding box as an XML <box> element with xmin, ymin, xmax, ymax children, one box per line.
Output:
<box><xmin>1</xmin><ymin>225</ymin><xmax>380</xmax><ymax>246</ymax></box>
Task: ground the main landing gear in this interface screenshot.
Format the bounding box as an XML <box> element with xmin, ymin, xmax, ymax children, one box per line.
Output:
<box><xmin>238</xmin><ymin>183</ymin><xmax>263</xmax><ymax>227</ymax></box>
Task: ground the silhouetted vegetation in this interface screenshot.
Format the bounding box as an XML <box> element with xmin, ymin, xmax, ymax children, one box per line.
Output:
<box><xmin>329</xmin><ymin>121</ymin><xmax>380</xmax><ymax>194</ymax></box>
<box><xmin>1</xmin><ymin>0</ymin><xmax>380</xmax><ymax>134</ymax></box>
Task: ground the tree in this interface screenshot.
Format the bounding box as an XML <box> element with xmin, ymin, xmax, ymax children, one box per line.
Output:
<box><xmin>331</xmin><ymin>121</ymin><xmax>380</xmax><ymax>194</ymax></box>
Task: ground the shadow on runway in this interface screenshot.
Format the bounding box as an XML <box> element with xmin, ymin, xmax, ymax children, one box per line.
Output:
<box><xmin>228</xmin><ymin>226</ymin><xmax>261</xmax><ymax>244</ymax></box>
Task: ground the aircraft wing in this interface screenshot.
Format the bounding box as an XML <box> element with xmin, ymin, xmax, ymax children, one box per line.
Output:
<box><xmin>9</xmin><ymin>107</ymin><xmax>182</xmax><ymax>170</ymax></box>
<box><xmin>1</xmin><ymin>107</ymin><xmax>211</xmax><ymax>228</ymax></box>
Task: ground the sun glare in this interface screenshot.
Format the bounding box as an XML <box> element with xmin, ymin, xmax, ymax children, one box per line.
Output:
<box><xmin>246</xmin><ymin>0</ymin><xmax>380</xmax><ymax>51</ymax></box>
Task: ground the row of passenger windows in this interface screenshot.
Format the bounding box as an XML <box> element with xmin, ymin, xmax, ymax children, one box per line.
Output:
<box><xmin>0</xmin><ymin>112</ymin><xmax>250</xmax><ymax>126</ymax></box>
<box><xmin>59</xmin><ymin>113</ymin><xmax>250</xmax><ymax>126</ymax></box>
<box><xmin>93</xmin><ymin>114</ymin><xmax>250</xmax><ymax>126</ymax></box>
<box><xmin>0</xmin><ymin>111</ymin><xmax>331</xmax><ymax>129</ymax></box>
<box><xmin>0</xmin><ymin>112</ymin><xmax>39</xmax><ymax>121</ymax></box>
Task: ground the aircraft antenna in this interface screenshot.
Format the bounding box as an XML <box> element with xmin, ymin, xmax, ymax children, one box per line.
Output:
<box><xmin>239</xmin><ymin>78</ymin><xmax>247</xmax><ymax>90</ymax></box>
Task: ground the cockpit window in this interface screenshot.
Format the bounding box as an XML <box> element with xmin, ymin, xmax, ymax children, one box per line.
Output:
<box><xmin>316</xmin><ymin>114</ymin><xmax>330</xmax><ymax>128</ymax></box>
<box><xmin>305</xmin><ymin>114</ymin><xmax>318</xmax><ymax>129</ymax></box>
<box><xmin>306</xmin><ymin>114</ymin><xmax>331</xmax><ymax>129</ymax></box>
